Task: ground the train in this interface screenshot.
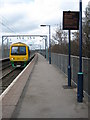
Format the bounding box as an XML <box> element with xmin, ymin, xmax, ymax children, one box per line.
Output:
<box><xmin>9</xmin><ymin>42</ymin><xmax>30</xmax><ymax>68</ymax></box>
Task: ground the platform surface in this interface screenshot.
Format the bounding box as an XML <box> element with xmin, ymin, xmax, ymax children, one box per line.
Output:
<box><xmin>12</xmin><ymin>53</ymin><xmax>88</xmax><ymax>118</ymax></box>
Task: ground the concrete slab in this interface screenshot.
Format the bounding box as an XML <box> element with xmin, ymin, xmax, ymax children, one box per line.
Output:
<box><xmin>12</xmin><ymin>54</ymin><xmax>88</xmax><ymax>118</ymax></box>
<box><xmin>0</xmin><ymin>54</ymin><xmax>38</xmax><ymax>118</ymax></box>
<box><xmin>2</xmin><ymin>106</ymin><xmax>15</xmax><ymax>118</ymax></box>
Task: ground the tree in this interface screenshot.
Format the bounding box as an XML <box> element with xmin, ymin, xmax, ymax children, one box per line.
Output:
<box><xmin>52</xmin><ymin>2</ymin><xmax>90</xmax><ymax>58</ymax></box>
<box><xmin>82</xmin><ymin>2</ymin><xmax>90</xmax><ymax>57</ymax></box>
<box><xmin>52</xmin><ymin>23</ymin><xmax>63</xmax><ymax>45</ymax></box>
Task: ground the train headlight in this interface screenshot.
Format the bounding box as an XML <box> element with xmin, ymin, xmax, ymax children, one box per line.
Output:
<box><xmin>11</xmin><ymin>58</ymin><xmax>15</xmax><ymax>60</ymax></box>
<box><xmin>23</xmin><ymin>58</ymin><xmax>26</xmax><ymax>60</ymax></box>
<box><xmin>11</xmin><ymin>58</ymin><xmax>14</xmax><ymax>60</ymax></box>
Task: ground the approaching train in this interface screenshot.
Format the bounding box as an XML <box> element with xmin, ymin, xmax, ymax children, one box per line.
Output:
<box><xmin>9</xmin><ymin>42</ymin><xmax>30</xmax><ymax>67</ymax></box>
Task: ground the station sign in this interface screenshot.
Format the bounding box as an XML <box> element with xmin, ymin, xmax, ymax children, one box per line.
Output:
<box><xmin>63</xmin><ymin>11</ymin><xmax>79</xmax><ymax>30</ymax></box>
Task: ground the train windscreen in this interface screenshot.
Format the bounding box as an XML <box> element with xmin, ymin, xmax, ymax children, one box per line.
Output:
<box><xmin>11</xmin><ymin>46</ymin><xmax>26</xmax><ymax>55</ymax></box>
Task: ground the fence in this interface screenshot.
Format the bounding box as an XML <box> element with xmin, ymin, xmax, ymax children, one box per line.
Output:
<box><xmin>51</xmin><ymin>53</ymin><xmax>90</xmax><ymax>96</ymax></box>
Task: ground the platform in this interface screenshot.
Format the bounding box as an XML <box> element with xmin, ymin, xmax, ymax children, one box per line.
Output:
<box><xmin>11</xmin><ymin>53</ymin><xmax>88</xmax><ymax>118</ymax></box>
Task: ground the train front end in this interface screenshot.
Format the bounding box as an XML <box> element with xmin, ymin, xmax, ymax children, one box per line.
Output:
<box><xmin>9</xmin><ymin>42</ymin><xmax>30</xmax><ymax>68</ymax></box>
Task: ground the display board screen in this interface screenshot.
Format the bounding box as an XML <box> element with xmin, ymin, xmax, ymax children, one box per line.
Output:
<box><xmin>63</xmin><ymin>11</ymin><xmax>79</xmax><ymax>30</ymax></box>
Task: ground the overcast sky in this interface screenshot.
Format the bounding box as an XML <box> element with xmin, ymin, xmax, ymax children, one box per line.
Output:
<box><xmin>0</xmin><ymin>0</ymin><xmax>89</xmax><ymax>47</ymax></box>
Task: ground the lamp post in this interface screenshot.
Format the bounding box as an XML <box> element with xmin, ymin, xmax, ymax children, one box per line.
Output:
<box><xmin>77</xmin><ymin>0</ymin><xmax>83</xmax><ymax>102</ymax></box>
<box><xmin>40</xmin><ymin>25</ymin><xmax>51</xmax><ymax>64</ymax></box>
<box><xmin>39</xmin><ymin>39</ymin><xmax>42</xmax><ymax>54</ymax></box>
<box><xmin>40</xmin><ymin>36</ymin><xmax>47</xmax><ymax>58</ymax></box>
<box><xmin>45</xmin><ymin>36</ymin><xmax>48</xmax><ymax>60</ymax></box>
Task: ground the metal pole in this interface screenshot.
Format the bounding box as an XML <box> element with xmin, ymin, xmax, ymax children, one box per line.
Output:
<box><xmin>7</xmin><ymin>38</ymin><xmax>9</xmax><ymax>57</ymax></box>
<box><xmin>68</xmin><ymin>30</ymin><xmax>71</xmax><ymax>86</ymax></box>
<box><xmin>46</xmin><ymin>36</ymin><xmax>48</xmax><ymax>60</ymax></box>
<box><xmin>49</xmin><ymin>25</ymin><xmax>51</xmax><ymax>64</ymax></box>
<box><xmin>45</xmin><ymin>38</ymin><xmax>46</xmax><ymax>58</ymax></box>
<box><xmin>40</xmin><ymin>45</ymin><xmax>41</xmax><ymax>54</ymax></box>
<box><xmin>77</xmin><ymin>0</ymin><xmax>83</xmax><ymax>102</ymax></box>
<box><xmin>2</xmin><ymin>36</ymin><xmax>3</xmax><ymax>58</ymax></box>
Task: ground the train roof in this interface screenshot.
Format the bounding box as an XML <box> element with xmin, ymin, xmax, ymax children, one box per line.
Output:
<box><xmin>11</xmin><ymin>42</ymin><xmax>28</xmax><ymax>46</ymax></box>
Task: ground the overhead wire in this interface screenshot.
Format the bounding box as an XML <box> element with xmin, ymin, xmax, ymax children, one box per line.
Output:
<box><xmin>2</xmin><ymin>16</ymin><xmax>16</xmax><ymax>32</ymax></box>
<box><xmin>0</xmin><ymin>16</ymin><xmax>16</xmax><ymax>33</ymax></box>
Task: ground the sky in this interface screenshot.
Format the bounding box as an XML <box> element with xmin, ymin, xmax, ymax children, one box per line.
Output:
<box><xmin>0</xmin><ymin>0</ymin><xmax>90</xmax><ymax>49</ymax></box>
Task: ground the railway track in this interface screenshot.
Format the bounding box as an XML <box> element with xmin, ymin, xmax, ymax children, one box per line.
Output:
<box><xmin>0</xmin><ymin>58</ymin><xmax>23</xmax><ymax>94</ymax></box>
<box><xmin>0</xmin><ymin>54</ymin><xmax>35</xmax><ymax>94</ymax></box>
<box><xmin>0</xmin><ymin>68</ymin><xmax>22</xmax><ymax>93</ymax></box>
<box><xmin>0</xmin><ymin>58</ymin><xmax>10</xmax><ymax>71</ymax></box>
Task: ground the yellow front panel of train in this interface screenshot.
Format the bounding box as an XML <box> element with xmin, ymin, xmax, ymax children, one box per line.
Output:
<box><xmin>9</xmin><ymin>43</ymin><xmax>29</xmax><ymax>62</ymax></box>
<box><xmin>10</xmin><ymin>55</ymin><xmax>28</xmax><ymax>61</ymax></box>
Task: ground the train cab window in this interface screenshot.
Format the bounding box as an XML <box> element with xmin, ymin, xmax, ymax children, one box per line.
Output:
<box><xmin>11</xmin><ymin>46</ymin><xmax>26</xmax><ymax>55</ymax></box>
<box><xmin>11</xmin><ymin>47</ymin><xmax>18</xmax><ymax>55</ymax></box>
<box><xmin>19</xmin><ymin>46</ymin><xmax>26</xmax><ymax>55</ymax></box>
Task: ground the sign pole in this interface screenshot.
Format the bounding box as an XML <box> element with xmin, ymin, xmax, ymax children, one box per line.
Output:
<box><xmin>68</xmin><ymin>30</ymin><xmax>71</xmax><ymax>86</ymax></box>
<box><xmin>63</xmin><ymin>11</ymin><xmax>79</xmax><ymax>88</ymax></box>
<box><xmin>77</xmin><ymin>0</ymin><xmax>83</xmax><ymax>102</ymax></box>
